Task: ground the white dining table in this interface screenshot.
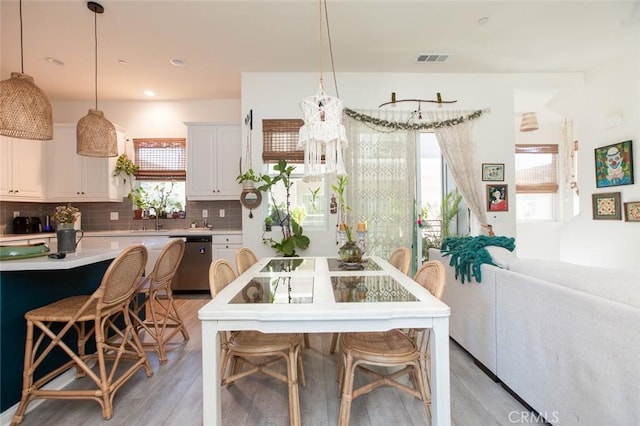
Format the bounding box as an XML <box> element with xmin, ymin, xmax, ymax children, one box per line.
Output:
<box><xmin>198</xmin><ymin>256</ymin><xmax>451</xmax><ymax>425</ymax></box>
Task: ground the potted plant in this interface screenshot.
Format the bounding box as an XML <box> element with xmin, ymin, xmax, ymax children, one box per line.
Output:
<box><xmin>113</xmin><ymin>153</ymin><xmax>139</xmax><ymax>195</ymax></box>
<box><xmin>264</xmin><ymin>216</ymin><xmax>273</xmax><ymax>232</ymax></box>
<box><xmin>330</xmin><ymin>175</ymin><xmax>364</xmax><ymax>263</ymax></box>
<box><xmin>128</xmin><ymin>186</ymin><xmax>149</xmax><ymax>219</ymax></box>
<box><xmin>236</xmin><ymin>168</ymin><xmax>262</xmax><ymax>189</ymax></box>
<box><xmin>258</xmin><ymin>160</ymin><xmax>310</xmax><ymax>257</ymax></box>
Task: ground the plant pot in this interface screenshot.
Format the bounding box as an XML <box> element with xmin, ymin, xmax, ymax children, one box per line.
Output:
<box><xmin>338</xmin><ymin>241</ymin><xmax>363</xmax><ymax>263</ymax></box>
<box><xmin>265</xmin><ymin>223</ymin><xmax>272</xmax><ymax>232</ymax></box>
<box><xmin>133</xmin><ymin>209</ymin><xmax>143</xmax><ymax>219</ymax></box>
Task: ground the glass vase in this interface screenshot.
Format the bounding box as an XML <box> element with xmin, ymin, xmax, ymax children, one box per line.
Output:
<box><xmin>338</xmin><ymin>241</ymin><xmax>363</xmax><ymax>263</ymax></box>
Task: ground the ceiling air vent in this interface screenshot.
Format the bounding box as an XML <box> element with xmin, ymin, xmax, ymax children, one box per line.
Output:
<box><xmin>416</xmin><ymin>54</ymin><xmax>450</xmax><ymax>63</ymax></box>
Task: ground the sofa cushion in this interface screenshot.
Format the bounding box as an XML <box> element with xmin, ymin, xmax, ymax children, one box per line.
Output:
<box><xmin>508</xmin><ymin>258</ymin><xmax>639</xmax><ymax>309</ymax></box>
<box><xmin>485</xmin><ymin>246</ymin><xmax>517</xmax><ymax>269</ymax></box>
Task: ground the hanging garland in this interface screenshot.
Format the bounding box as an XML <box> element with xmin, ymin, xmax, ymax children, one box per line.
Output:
<box><xmin>343</xmin><ymin>107</ymin><xmax>486</xmax><ymax>131</ymax></box>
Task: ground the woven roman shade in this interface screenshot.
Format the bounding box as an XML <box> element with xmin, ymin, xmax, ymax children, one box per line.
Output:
<box><xmin>133</xmin><ymin>138</ymin><xmax>186</xmax><ymax>180</ymax></box>
<box><xmin>262</xmin><ymin>119</ymin><xmax>306</xmax><ymax>163</ymax></box>
<box><xmin>515</xmin><ymin>144</ymin><xmax>558</xmax><ymax>193</ymax></box>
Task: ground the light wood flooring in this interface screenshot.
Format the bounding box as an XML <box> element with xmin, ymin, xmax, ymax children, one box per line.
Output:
<box><xmin>14</xmin><ymin>297</ymin><xmax>546</xmax><ymax>426</ymax></box>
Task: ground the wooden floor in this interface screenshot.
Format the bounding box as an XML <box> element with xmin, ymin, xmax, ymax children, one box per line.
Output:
<box><xmin>14</xmin><ymin>297</ymin><xmax>545</xmax><ymax>426</ymax></box>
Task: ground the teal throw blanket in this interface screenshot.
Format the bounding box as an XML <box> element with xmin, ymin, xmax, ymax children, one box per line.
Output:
<box><xmin>440</xmin><ymin>235</ymin><xmax>515</xmax><ymax>283</ymax></box>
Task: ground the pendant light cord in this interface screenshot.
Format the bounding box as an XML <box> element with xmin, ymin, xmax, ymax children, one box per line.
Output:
<box><xmin>323</xmin><ymin>0</ymin><xmax>339</xmax><ymax>98</ymax></box>
<box><xmin>19</xmin><ymin>0</ymin><xmax>24</xmax><ymax>73</ymax></box>
<box><xmin>93</xmin><ymin>8</ymin><xmax>98</xmax><ymax>110</ymax></box>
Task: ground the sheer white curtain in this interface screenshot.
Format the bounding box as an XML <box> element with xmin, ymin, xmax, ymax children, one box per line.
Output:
<box><xmin>344</xmin><ymin>112</ymin><xmax>416</xmax><ymax>259</ymax></box>
<box><xmin>428</xmin><ymin>110</ymin><xmax>491</xmax><ymax>234</ymax></box>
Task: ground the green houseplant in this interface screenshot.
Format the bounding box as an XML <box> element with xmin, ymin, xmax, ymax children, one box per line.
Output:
<box><xmin>128</xmin><ymin>186</ymin><xmax>149</xmax><ymax>218</ymax></box>
<box><xmin>258</xmin><ymin>160</ymin><xmax>310</xmax><ymax>257</ymax></box>
<box><xmin>113</xmin><ymin>154</ymin><xmax>139</xmax><ymax>194</ymax></box>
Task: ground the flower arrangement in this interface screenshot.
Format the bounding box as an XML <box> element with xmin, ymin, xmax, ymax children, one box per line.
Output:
<box><xmin>53</xmin><ymin>204</ymin><xmax>79</xmax><ymax>224</ymax></box>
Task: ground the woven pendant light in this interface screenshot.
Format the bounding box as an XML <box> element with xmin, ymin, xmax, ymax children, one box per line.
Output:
<box><xmin>76</xmin><ymin>1</ymin><xmax>117</xmax><ymax>157</ymax></box>
<box><xmin>0</xmin><ymin>0</ymin><xmax>53</xmax><ymax>140</ymax></box>
<box><xmin>519</xmin><ymin>112</ymin><xmax>539</xmax><ymax>132</ymax></box>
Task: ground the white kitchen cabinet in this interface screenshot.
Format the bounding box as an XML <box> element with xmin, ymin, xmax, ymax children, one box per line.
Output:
<box><xmin>47</xmin><ymin>124</ymin><xmax>125</xmax><ymax>202</ymax></box>
<box><xmin>212</xmin><ymin>234</ymin><xmax>242</xmax><ymax>265</ymax></box>
<box><xmin>0</xmin><ymin>135</ymin><xmax>47</xmax><ymax>201</ymax></box>
<box><xmin>186</xmin><ymin>123</ymin><xmax>241</xmax><ymax>200</ymax></box>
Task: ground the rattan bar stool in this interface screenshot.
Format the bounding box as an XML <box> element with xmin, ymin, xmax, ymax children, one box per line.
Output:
<box><xmin>210</xmin><ymin>259</ymin><xmax>306</xmax><ymax>426</ymax></box>
<box><xmin>329</xmin><ymin>247</ymin><xmax>413</xmax><ymax>355</ymax></box>
<box><xmin>11</xmin><ymin>245</ymin><xmax>153</xmax><ymax>425</ymax></box>
<box><xmin>336</xmin><ymin>260</ymin><xmax>446</xmax><ymax>426</ymax></box>
<box><xmin>130</xmin><ymin>238</ymin><xmax>190</xmax><ymax>363</ymax></box>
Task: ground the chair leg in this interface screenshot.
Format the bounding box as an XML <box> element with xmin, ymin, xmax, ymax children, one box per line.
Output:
<box><xmin>286</xmin><ymin>346</ymin><xmax>301</xmax><ymax>426</ymax></box>
<box><xmin>329</xmin><ymin>332</ymin><xmax>339</xmax><ymax>354</ymax></box>
<box><xmin>303</xmin><ymin>333</ymin><xmax>310</xmax><ymax>348</ymax></box>
<box><xmin>338</xmin><ymin>351</ymin><xmax>355</xmax><ymax>426</ymax></box>
<box><xmin>11</xmin><ymin>321</ymin><xmax>36</xmax><ymax>426</ymax></box>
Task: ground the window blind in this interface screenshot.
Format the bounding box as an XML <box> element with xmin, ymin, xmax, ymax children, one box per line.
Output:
<box><xmin>133</xmin><ymin>138</ymin><xmax>186</xmax><ymax>180</ymax></box>
<box><xmin>515</xmin><ymin>144</ymin><xmax>559</xmax><ymax>193</ymax></box>
<box><xmin>261</xmin><ymin>119</ymin><xmax>305</xmax><ymax>163</ymax></box>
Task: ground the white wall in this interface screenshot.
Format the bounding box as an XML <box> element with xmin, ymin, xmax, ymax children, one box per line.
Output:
<box><xmin>51</xmin><ymin>99</ymin><xmax>241</xmax><ymax>155</ymax></box>
<box><xmin>241</xmin><ymin>72</ymin><xmax>583</xmax><ymax>259</ymax></box>
<box><xmin>559</xmin><ymin>52</ymin><xmax>640</xmax><ymax>271</ymax></box>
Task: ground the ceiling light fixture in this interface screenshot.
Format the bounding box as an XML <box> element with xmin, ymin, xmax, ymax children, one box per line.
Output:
<box><xmin>76</xmin><ymin>1</ymin><xmax>117</xmax><ymax>158</ymax></box>
<box><xmin>144</xmin><ymin>90</ymin><xmax>156</xmax><ymax>97</ymax></box>
<box><xmin>170</xmin><ymin>58</ymin><xmax>186</xmax><ymax>66</ymax></box>
<box><xmin>519</xmin><ymin>112</ymin><xmax>539</xmax><ymax>132</ymax></box>
<box><xmin>298</xmin><ymin>0</ymin><xmax>347</xmax><ymax>182</ymax></box>
<box><xmin>0</xmin><ymin>0</ymin><xmax>53</xmax><ymax>140</ymax></box>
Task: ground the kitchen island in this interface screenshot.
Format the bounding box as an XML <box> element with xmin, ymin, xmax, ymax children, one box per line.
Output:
<box><xmin>0</xmin><ymin>236</ymin><xmax>168</xmax><ymax>413</ymax></box>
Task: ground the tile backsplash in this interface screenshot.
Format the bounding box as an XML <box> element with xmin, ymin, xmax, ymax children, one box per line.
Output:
<box><xmin>0</xmin><ymin>199</ymin><xmax>242</xmax><ymax>235</ymax></box>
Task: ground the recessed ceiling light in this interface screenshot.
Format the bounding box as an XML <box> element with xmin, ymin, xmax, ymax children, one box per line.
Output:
<box><xmin>478</xmin><ymin>17</ymin><xmax>490</xmax><ymax>25</ymax></box>
<box><xmin>45</xmin><ymin>57</ymin><xmax>64</xmax><ymax>66</ymax></box>
<box><xmin>170</xmin><ymin>58</ymin><xmax>186</xmax><ymax>66</ymax></box>
<box><xmin>144</xmin><ymin>90</ymin><xmax>156</xmax><ymax>97</ymax></box>
<box><xmin>118</xmin><ymin>59</ymin><xmax>128</xmax><ymax>65</ymax></box>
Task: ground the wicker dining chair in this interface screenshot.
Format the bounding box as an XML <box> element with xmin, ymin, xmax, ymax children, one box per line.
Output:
<box><xmin>130</xmin><ymin>238</ymin><xmax>189</xmax><ymax>363</ymax></box>
<box><xmin>235</xmin><ymin>247</ymin><xmax>258</xmax><ymax>275</ymax></box>
<box><xmin>336</xmin><ymin>260</ymin><xmax>446</xmax><ymax>426</ymax></box>
<box><xmin>209</xmin><ymin>259</ymin><xmax>306</xmax><ymax>426</ymax></box>
<box><xmin>329</xmin><ymin>246</ymin><xmax>413</xmax><ymax>355</ymax></box>
<box><xmin>235</xmin><ymin>248</ymin><xmax>311</xmax><ymax>348</ymax></box>
<box><xmin>388</xmin><ymin>246</ymin><xmax>412</xmax><ymax>275</ymax></box>
<box><xmin>11</xmin><ymin>245</ymin><xmax>153</xmax><ymax>425</ymax></box>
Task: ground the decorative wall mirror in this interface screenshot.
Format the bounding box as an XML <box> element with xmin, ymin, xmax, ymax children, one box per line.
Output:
<box><xmin>240</xmin><ymin>188</ymin><xmax>262</xmax><ymax>218</ymax></box>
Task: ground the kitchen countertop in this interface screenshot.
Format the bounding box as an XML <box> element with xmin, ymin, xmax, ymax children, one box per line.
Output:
<box><xmin>0</xmin><ymin>236</ymin><xmax>172</xmax><ymax>272</ymax></box>
<box><xmin>0</xmin><ymin>229</ymin><xmax>242</xmax><ymax>243</ymax></box>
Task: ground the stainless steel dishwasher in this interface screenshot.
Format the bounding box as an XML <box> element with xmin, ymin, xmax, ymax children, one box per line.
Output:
<box><xmin>171</xmin><ymin>235</ymin><xmax>212</xmax><ymax>293</ymax></box>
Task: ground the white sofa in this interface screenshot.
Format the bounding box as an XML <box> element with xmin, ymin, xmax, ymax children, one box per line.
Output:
<box><xmin>430</xmin><ymin>248</ymin><xmax>640</xmax><ymax>425</ymax></box>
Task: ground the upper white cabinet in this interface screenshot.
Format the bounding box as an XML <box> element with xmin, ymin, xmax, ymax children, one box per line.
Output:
<box><xmin>186</xmin><ymin>123</ymin><xmax>241</xmax><ymax>200</ymax></box>
<box><xmin>47</xmin><ymin>124</ymin><xmax>124</xmax><ymax>202</ymax></box>
<box><xmin>0</xmin><ymin>135</ymin><xmax>47</xmax><ymax>201</ymax></box>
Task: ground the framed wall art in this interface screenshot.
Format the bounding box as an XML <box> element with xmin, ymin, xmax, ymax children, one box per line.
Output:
<box><xmin>624</xmin><ymin>201</ymin><xmax>640</xmax><ymax>222</ymax></box>
<box><xmin>591</xmin><ymin>192</ymin><xmax>621</xmax><ymax>220</ymax></box>
<box><xmin>486</xmin><ymin>184</ymin><xmax>508</xmax><ymax>212</ymax></box>
<box><xmin>594</xmin><ymin>140</ymin><xmax>634</xmax><ymax>188</ymax></box>
<box><xmin>482</xmin><ymin>163</ymin><xmax>505</xmax><ymax>181</ymax></box>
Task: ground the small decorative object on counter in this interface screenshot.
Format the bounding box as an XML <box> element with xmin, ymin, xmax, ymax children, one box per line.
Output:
<box><xmin>53</xmin><ymin>204</ymin><xmax>84</xmax><ymax>253</ymax></box>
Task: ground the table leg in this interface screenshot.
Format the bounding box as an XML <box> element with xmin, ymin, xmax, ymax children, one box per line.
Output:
<box><xmin>430</xmin><ymin>317</ymin><xmax>451</xmax><ymax>426</ymax></box>
<box><xmin>202</xmin><ymin>321</ymin><xmax>221</xmax><ymax>425</ymax></box>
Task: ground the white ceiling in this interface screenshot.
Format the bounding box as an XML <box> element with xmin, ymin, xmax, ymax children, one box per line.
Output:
<box><xmin>1</xmin><ymin>0</ymin><xmax>639</xmax><ymax>102</ymax></box>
